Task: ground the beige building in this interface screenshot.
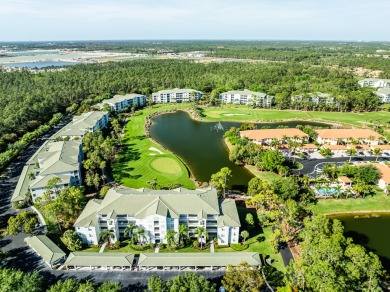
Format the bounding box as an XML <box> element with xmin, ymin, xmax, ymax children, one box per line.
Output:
<box><xmin>316</xmin><ymin>129</ymin><xmax>382</xmax><ymax>145</ymax></box>
<box><xmin>240</xmin><ymin>128</ymin><xmax>309</xmax><ymax>146</ymax></box>
<box><xmin>376</xmin><ymin>163</ymin><xmax>390</xmax><ymax>192</ymax></box>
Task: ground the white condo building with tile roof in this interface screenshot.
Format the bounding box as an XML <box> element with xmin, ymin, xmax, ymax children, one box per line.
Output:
<box><xmin>152</xmin><ymin>88</ymin><xmax>203</xmax><ymax>103</ymax></box>
<box><xmin>52</xmin><ymin>111</ymin><xmax>109</xmax><ymax>140</ymax></box>
<box><xmin>74</xmin><ymin>187</ymin><xmax>240</xmax><ymax>246</ymax></box>
<box><xmin>376</xmin><ymin>88</ymin><xmax>390</xmax><ymax>103</ymax></box>
<box><xmin>12</xmin><ymin>111</ymin><xmax>110</xmax><ymax>203</ymax></box>
<box><xmin>27</xmin><ymin>140</ymin><xmax>83</xmax><ymax>201</ymax></box>
<box><xmin>219</xmin><ymin>89</ymin><xmax>273</xmax><ymax>106</ymax></box>
<box><xmin>358</xmin><ymin>78</ymin><xmax>390</xmax><ymax>88</ymax></box>
<box><xmin>98</xmin><ymin>94</ymin><xmax>146</xmax><ymax>112</ymax></box>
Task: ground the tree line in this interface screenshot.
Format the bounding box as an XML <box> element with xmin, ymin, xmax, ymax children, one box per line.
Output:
<box><xmin>0</xmin><ymin>59</ymin><xmax>382</xmax><ymax>153</ymax></box>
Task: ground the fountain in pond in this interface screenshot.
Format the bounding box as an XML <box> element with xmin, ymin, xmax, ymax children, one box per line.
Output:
<box><xmin>211</xmin><ymin>121</ymin><xmax>225</xmax><ymax>132</ymax></box>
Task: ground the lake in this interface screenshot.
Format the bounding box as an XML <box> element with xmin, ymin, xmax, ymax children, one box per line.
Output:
<box><xmin>149</xmin><ymin>110</ymin><xmax>329</xmax><ymax>188</ymax></box>
<box><xmin>330</xmin><ymin>214</ymin><xmax>390</xmax><ymax>270</ymax></box>
<box><xmin>3</xmin><ymin>61</ymin><xmax>77</xmax><ymax>69</ymax></box>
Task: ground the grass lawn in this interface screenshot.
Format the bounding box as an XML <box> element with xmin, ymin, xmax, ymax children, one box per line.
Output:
<box><xmin>202</xmin><ymin>106</ymin><xmax>390</xmax><ymax>127</ymax></box>
<box><xmin>214</xmin><ymin>227</ymin><xmax>285</xmax><ymax>272</ymax></box>
<box><xmin>112</xmin><ymin>104</ymin><xmax>195</xmax><ymax>189</ymax></box>
<box><xmin>245</xmin><ymin>165</ymin><xmax>281</xmax><ymax>183</ymax></box>
<box><xmin>313</xmin><ymin>189</ymin><xmax>390</xmax><ymax>214</ymax></box>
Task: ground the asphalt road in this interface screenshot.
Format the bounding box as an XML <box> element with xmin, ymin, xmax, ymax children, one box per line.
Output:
<box><xmin>291</xmin><ymin>156</ymin><xmax>390</xmax><ymax>176</ymax></box>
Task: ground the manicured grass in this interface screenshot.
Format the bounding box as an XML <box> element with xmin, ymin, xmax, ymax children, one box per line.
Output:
<box><xmin>112</xmin><ymin>104</ymin><xmax>195</xmax><ymax>189</ymax></box>
<box><xmin>150</xmin><ymin>157</ymin><xmax>182</xmax><ymax>174</ymax></box>
<box><xmin>245</xmin><ymin>165</ymin><xmax>281</xmax><ymax>183</ymax></box>
<box><xmin>202</xmin><ymin>106</ymin><xmax>390</xmax><ymax>126</ymax></box>
<box><xmin>203</xmin><ymin>107</ymin><xmax>310</xmax><ymax>122</ymax></box>
<box><xmin>214</xmin><ymin>227</ymin><xmax>285</xmax><ymax>272</ymax></box>
<box><xmin>313</xmin><ymin>189</ymin><xmax>390</xmax><ymax>214</ymax></box>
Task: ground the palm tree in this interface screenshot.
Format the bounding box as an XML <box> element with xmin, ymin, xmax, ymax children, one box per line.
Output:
<box><xmin>346</xmin><ymin>148</ymin><xmax>357</xmax><ymax>163</ymax></box>
<box><xmin>300</xmin><ymin>175</ymin><xmax>311</xmax><ymax>188</ymax></box>
<box><xmin>194</xmin><ymin>226</ymin><xmax>209</xmax><ymax>249</ymax></box>
<box><xmin>176</xmin><ymin>224</ymin><xmax>189</xmax><ymax>245</ymax></box>
<box><xmin>136</xmin><ymin>227</ymin><xmax>147</xmax><ymax>245</ymax></box>
<box><xmin>124</xmin><ymin>223</ymin><xmax>136</xmax><ymax>240</ymax></box>
<box><xmin>165</xmin><ymin>230</ymin><xmax>176</xmax><ymax>247</ymax></box>
<box><xmin>270</xmin><ymin>138</ymin><xmax>280</xmax><ymax>149</ymax></box>
<box><xmin>334</xmin><ymin>185</ymin><xmax>342</xmax><ymax>199</ymax></box>
<box><xmin>100</xmin><ymin>228</ymin><xmax>116</xmax><ymax>247</ymax></box>
<box><xmin>373</xmin><ymin>148</ymin><xmax>383</xmax><ymax>162</ymax></box>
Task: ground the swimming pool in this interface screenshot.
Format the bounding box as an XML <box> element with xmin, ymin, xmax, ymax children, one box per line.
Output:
<box><xmin>317</xmin><ymin>187</ymin><xmax>340</xmax><ymax>196</ymax></box>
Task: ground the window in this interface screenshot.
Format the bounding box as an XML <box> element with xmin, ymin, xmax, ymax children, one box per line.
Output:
<box><xmin>89</xmin><ymin>234</ymin><xmax>92</xmax><ymax>238</ymax></box>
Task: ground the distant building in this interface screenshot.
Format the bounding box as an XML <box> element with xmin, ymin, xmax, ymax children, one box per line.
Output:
<box><xmin>219</xmin><ymin>89</ymin><xmax>273</xmax><ymax>106</ymax></box>
<box><xmin>98</xmin><ymin>94</ymin><xmax>146</xmax><ymax>112</ymax></box>
<box><xmin>315</xmin><ymin>129</ymin><xmax>382</xmax><ymax>145</ymax></box>
<box><xmin>291</xmin><ymin>92</ymin><xmax>336</xmax><ymax>107</ymax></box>
<box><xmin>74</xmin><ymin>187</ymin><xmax>240</xmax><ymax>246</ymax></box>
<box><xmin>239</xmin><ymin>128</ymin><xmax>309</xmax><ymax>146</ymax></box>
<box><xmin>375</xmin><ymin>88</ymin><xmax>390</xmax><ymax>103</ymax></box>
<box><xmin>52</xmin><ymin>111</ymin><xmax>109</xmax><ymax>140</ymax></box>
<box><xmin>358</xmin><ymin>78</ymin><xmax>390</xmax><ymax>88</ymax></box>
<box><xmin>152</xmin><ymin>88</ymin><xmax>202</xmax><ymax>103</ymax></box>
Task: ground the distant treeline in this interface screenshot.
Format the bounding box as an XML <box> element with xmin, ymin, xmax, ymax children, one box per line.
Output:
<box><xmin>0</xmin><ymin>59</ymin><xmax>384</xmax><ymax>165</ymax></box>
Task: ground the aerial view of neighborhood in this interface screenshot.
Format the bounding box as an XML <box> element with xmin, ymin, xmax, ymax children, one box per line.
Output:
<box><xmin>1</xmin><ymin>1</ymin><xmax>390</xmax><ymax>292</ymax></box>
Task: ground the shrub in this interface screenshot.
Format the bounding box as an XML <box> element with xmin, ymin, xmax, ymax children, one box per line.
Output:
<box><xmin>193</xmin><ymin>240</ymin><xmax>199</xmax><ymax>248</ymax></box>
<box><xmin>12</xmin><ymin>201</ymin><xmax>27</xmax><ymax>209</ymax></box>
<box><xmin>230</xmin><ymin>243</ymin><xmax>249</xmax><ymax>251</ymax></box>
<box><xmin>130</xmin><ymin>243</ymin><xmax>151</xmax><ymax>251</ymax></box>
<box><xmin>159</xmin><ymin>244</ymin><xmax>166</xmax><ymax>250</ymax></box>
<box><xmin>110</xmin><ymin>241</ymin><xmax>121</xmax><ymax>250</ymax></box>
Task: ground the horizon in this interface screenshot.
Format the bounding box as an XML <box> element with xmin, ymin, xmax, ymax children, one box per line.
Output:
<box><xmin>1</xmin><ymin>39</ymin><xmax>390</xmax><ymax>43</ymax></box>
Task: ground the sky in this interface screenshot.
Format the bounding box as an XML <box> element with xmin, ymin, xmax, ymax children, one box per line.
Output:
<box><xmin>0</xmin><ymin>0</ymin><xmax>389</xmax><ymax>41</ymax></box>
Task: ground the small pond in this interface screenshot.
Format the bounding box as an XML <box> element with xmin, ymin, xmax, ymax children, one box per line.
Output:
<box><xmin>149</xmin><ymin>110</ymin><xmax>329</xmax><ymax>188</ymax></box>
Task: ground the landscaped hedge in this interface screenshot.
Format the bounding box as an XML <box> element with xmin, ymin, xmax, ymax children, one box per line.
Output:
<box><xmin>230</xmin><ymin>243</ymin><xmax>249</xmax><ymax>251</ymax></box>
<box><xmin>130</xmin><ymin>243</ymin><xmax>154</xmax><ymax>251</ymax></box>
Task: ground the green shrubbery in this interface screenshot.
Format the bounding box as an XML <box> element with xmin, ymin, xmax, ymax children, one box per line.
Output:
<box><xmin>230</xmin><ymin>243</ymin><xmax>249</xmax><ymax>251</ymax></box>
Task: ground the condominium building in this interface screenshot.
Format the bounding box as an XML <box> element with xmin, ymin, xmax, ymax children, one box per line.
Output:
<box><xmin>376</xmin><ymin>88</ymin><xmax>390</xmax><ymax>103</ymax></box>
<box><xmin>11</xmin><ymin>140</ymin><xmax>83</xmax><ymax>203</ymax></box>
<box><xmin>12</xmin><ymin>111</ymin><xmax>109</xmax><ymax>203</ymax></box>
<box><xmin>74</xmin><ymin>187</ymin><xmax>240</xmax><ymax>246</ymax></box>
<box><xmin>315</xmin><ymin>129</ymin><xmax>383</xmax><ymax>145</ymax></box>
<box><xmin>219</xmin><ymin>89</ymin><xmax>273</xmax><ymax>106</ymax></box>
<box><xmin>376</xmin><ymin>163</ymin><xmax>390</xmax><ymax>192</ymax></box>
<box><xmin>291</xmin><ymin>93</ymin><xmax>335</xmax><ymax>106</ymax></box>
<box><xmin>152</xmin><ymin>88</ymin><xmax>203</xmax><ymax>103</ymax></box>
<box><xmin>29</xmin><ymin>140</ymin><xmax>83</xmax><ymax>201</ymax></box>
<box><xmin>239</xmin><ymin>128</ymin><xmax>309</xmax><ymax>146</ymax></box>
<box><xmin>358</xmin><ymin>78</ymin><xmax>390</xmax><ymax>88</ymax></box>
<box><xmin>52</xmin><ymin>111</ymin><xmax>109</xmax><ymax>140</ymax></box>
<box><xmin>99</xmin><ymin>94</ymin><xmax>146</xmax><ymax>112</ymax></box>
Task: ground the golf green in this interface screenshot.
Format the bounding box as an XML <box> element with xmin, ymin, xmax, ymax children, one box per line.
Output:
<box><xmin>150</xmin><ymin>157</ymin><xmax>182</xmax><ymax>174</ymax></box>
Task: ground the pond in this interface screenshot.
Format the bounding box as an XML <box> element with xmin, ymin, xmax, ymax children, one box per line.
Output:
<box><xmin>3</xmin><ymin>61</ymin><xmax>77</xmax><ymax>69</ymax></box>
<box><xmin>330</xmin><ymin>214</ymin><xmax>390</xmax><ymax>270</ymax></box>
<box><xmin>149</xmin><ymin>110</ymin><xmax>329</xmax><ymax>189</ymax></box>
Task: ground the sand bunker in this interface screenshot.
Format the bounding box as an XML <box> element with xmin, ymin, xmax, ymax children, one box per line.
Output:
<box><xmin>149</xmin><ymin>147</ymin><xmax>164</xmax><ymax>154</ymax></box>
